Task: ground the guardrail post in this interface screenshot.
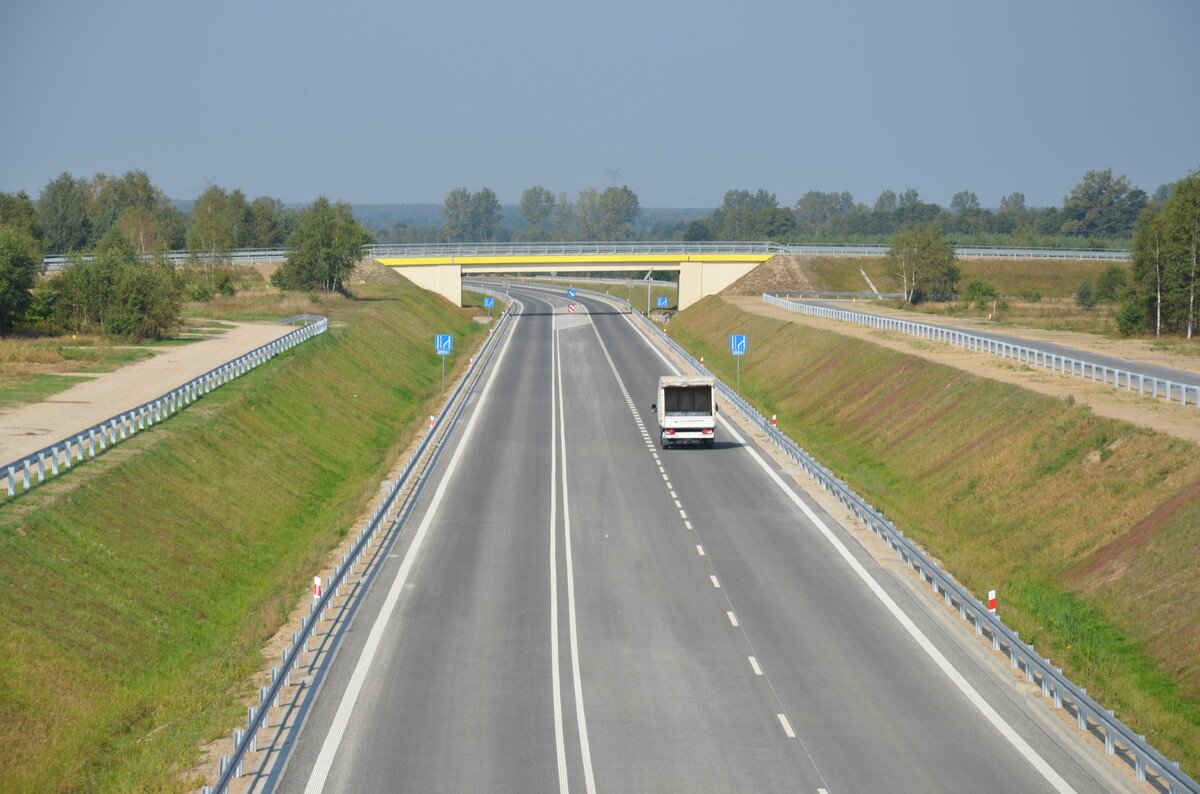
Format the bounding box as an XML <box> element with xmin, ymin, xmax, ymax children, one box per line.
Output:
<box><xmin>23</xmin><ymin>459</ymin><xmax>32</xmax><ymax>489</ymax></box>
<box><xmin>6</xmin><ymin>467</ymin><xmax>14</xmax><ymax>497</ymax></box>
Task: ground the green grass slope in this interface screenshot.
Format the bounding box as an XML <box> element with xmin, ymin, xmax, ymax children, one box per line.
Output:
<box><xmin>670</xmin><ymin>296</ymin><xmax>1200</xmax><ymax>773</ymax></box>
<box><xmin>0</xmin><ymin>282</ymin><xmax>484</xmax><ymax>791</ymax></box>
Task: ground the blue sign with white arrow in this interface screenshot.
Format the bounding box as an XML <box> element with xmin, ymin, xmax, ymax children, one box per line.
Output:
<box><xmin>435</xmin><ymin>334</ymin><xmax>453</xmax><ymax>356</ymax></box>
<box><xmin>566</xmin><ymin>288</ymin><xmax>577</xmax><ymax>298</ymax></box>
<box><xmin>483</xmin><ymin>297</ymin><xmax>495</xmax><ymax>308</ymax></box>
<box><xmin>657</xmin><ymin>296</ymin><xmax>668</xmax><ymax>308</ymax></box>
<box><xmin>729</xmin><ymin>334</ymin><xmax>747</xmax><ymax>356</ymax></box>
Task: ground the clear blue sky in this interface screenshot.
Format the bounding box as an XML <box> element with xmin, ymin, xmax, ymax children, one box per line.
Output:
<box><xmin>2</xmin><ymin>0</ymin><xmax>1197</xmax><ymax>209</ymax></box>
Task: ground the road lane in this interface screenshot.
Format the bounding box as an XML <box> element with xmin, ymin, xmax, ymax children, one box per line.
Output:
<box><xmin>277</xmin><ymin>283</ymin><xmax>1132</xmax><ymax>793</ymax></box>
<box><xmin>281</xmin><ymin>296</ymin><xmax>560</xmax><ymax>792</ymax></box>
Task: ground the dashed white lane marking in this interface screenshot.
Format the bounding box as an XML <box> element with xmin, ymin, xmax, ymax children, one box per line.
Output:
<box><xmin>613</xmin><ymin>299</ymin><xmax>1070</xmax><ymax>794</ymax></box>
<box><xmin>710</xmin><ymin>575</ymin><xmax>721</xmax><ymax>588</ymax></box>
<box><xmin>670</xmin><ymin>490</ymin><xmax>677</xmax><ymax>499</ymax></box>
<box><xmin>679</xmin><ymin>510</ymin><xmax>687</xmax><ymax>520</ymax></box>
<box><xmin>303</xmin><ymin>296</ymin><xmax>522</xmax><ymax>794</ymax></box>
<box><xmin>684</xmin><ymin>521</ymin><xmax>693</xmax><ymax>530</ymax></box>
<box><xmin>661</xmin><ymin>473</ymin><xmax>669</xmax><ymax>481</ymax></box>
<box><xmin>673</xmin><ymin>500</ymin><xmax>682</xmax><ymax>509</ymax></box>
<box><xmin>818</xmin><ymin>789</ymin><xmax>828</xmax><ymax>794</ymax></box>
<box><xmin>715</xmin><ymin>416</ymin><xmax>1075</xmax><ymax>793</ymax></box>
<box><xmin>697</xmin><ymin>545</ymin><xmax>705</xmax><ymax>556</ymax></box>
<box><xmin>749</xmin><ymin>656</ymin><xmax>763</xmax><ymax>676</ymax></box>
<box><xmin>778</xmin><ymin>713</ymin><xmax>797</xmax><ymax>739</ymax></box>
<box><xmin>727</xmin><ymin>611</ymin><xmax>739</xmax><ymax>627</ymax></box>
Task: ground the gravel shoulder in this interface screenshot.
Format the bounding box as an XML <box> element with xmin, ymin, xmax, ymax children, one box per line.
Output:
<box><xmin>725</xmin><ymin>295</ymin><xmax>1200</xmax><ymax>445</ymax></box>
<box><xmin>0</xmin><ymin>322</ymin><xmax>293</xmax><ymax>462</ymax></box>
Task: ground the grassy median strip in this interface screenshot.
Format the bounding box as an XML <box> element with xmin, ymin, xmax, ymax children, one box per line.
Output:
<box><xmin>670</xmin><ymin>296</ymin><xmax>1200</xmax><ymax>775</ymax></box>
<box><xmin>0</xmin><ymin>281</ymin><xmax>484</xmax><ymax>791</ymax></box>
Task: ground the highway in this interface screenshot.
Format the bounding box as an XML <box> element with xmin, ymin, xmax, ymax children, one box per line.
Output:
<box><xmin>275</xmin><ymin>286</ymin><xmax>1132</xmax><ymax>793</ymax></box>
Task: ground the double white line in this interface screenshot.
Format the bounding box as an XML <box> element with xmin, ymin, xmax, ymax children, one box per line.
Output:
<box><xmin>550</xmin><ymin>313</ymin><xmax>597</xmax><ymax>794</ymax></box>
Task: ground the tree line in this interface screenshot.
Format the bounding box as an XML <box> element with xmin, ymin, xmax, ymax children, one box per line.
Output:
<box><xmin>0</xmin><ymin>170</ymin><xmax>370</xmax><ymax>340</ymax></box>
<box><xmin>683</xmin><ymin>168</ymin><xmax>1158</xmax><ymax>246</ymax></box>
<box><xmin>433</xmin><ymin>185</ymin><xmax>642</xmax><ymax>243</ymax></box>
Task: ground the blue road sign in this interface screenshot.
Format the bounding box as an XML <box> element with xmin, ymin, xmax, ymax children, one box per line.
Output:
<box><xmin>657</xmin><ymin>296</ymin><xmax>668</xmax><ymax>308</ymax></box>
<box><xmin>729</xmin><ymin>334</ymin><xmax>748</xmax><ymax>356</ymax></box>
<box><xmin>567</xmin><ymin>288</ymin><xmax>577</xmax><ymax>298</ymax></box>
<box><xmin>483</xmin><ymin>297</ymin><xmax>495</xmax><ymax>308</ymax></box>
<box><xmin>435</xmin><ymin>334</ymin><xmax>453</xmax><ymax>356</ymax></box>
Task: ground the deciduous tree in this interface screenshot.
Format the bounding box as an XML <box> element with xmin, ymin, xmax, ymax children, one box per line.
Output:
<box><xmin>442</xmin><ymin>187</ymin><xmax>471</xmax><ymax>242</ymax></box>
<box><xmin>519</xmin><ymin>186</ymin><xmax>555</xmax><ymax>239</ymax></box>
<box><xmin>273</xmin><ymin>197</ymin><xmax>370</xmax><ymax>293</ymax></box>
<box><xmin>887</xmin><ymin>224</ymin><xmax>959</xmax><ymax>303</ymax></box>
<box><xmin>38</xmin><ymin>172</ymin><xmax>91</xmax><ymax>253</ymax></box>
<box><xmin>0</xmin><ymin>226</ymin><xmax>43</xmax><ymax>332</ymax></box>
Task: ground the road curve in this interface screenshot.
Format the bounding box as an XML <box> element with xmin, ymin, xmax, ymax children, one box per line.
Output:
<box><xmin>274</xmin><ymin>286</ymin><xmax>1132</xmax><ymax>793</ymax></box>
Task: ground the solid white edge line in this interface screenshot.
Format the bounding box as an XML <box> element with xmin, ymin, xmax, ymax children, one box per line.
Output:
<box><xmin>749</xmin><ymin>656</ymin><xmax>763</xmax><ymax>676</ymax></box>
<box><xmin>557</xmin><ymin>325</ymin><xmax>597</xmax><ymax>794</ymax></box>
<box><xmin>550</xmin><ymin>323</ymin><xmax>569</xmax><ymax>793</ymax></box>
<box><xmin>778</xmin><ymin>713</ymin><xmax>797</xmax><ymax>738</ymax></box>
<box><xmin>303</xmin><ymin>304</ymin><xmax>522</xmax><ymax>794</ymax></box>
<box><xmin>621</xmin><ymin>300</ymin><xmax>1074</xmax><ymax>794</ymax></box>
<box><xmin>717</xmin><ymin>414</ymin><xmax>1075</xmax><ymax>794</ymax></box>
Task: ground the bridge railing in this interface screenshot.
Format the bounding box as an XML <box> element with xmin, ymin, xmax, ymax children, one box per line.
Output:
<box><xmin>365</xmin><ymin>241</ymin><xmax>784</xmax><ymax>257</ymax></box>
<box><xmin>42</xmin><ymin>242</ymin><xmax>1131</xmax><ymax>269</ymax></box>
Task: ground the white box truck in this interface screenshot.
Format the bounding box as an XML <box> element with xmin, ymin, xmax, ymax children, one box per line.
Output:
<box><xmin>652</xmin><ymin>375</ymin><xmax>717</xmax><ymax>449</ymax></box>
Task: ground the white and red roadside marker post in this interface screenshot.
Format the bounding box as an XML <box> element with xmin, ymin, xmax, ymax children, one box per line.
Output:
<box><xmin>428</xmin><ymin>415</ymin><xmax>435</xmax><ymax>430</ymax></box>
<box><xmin>313</xmin><ymin>576</ymin><xmax>322</xmax><ymax>601</ymax></box>
<box><xmin>699</xmin><ymin>356</ymin><xmax>705</xmax><ymax>368</ymax></box>
<box><xmin>771</xmin><ymin>414</ymin><xmax>778</xmax><ymax>428</ymax></box>
<box><xmin>988</xmin><ymin>589</ymin><xmax>997</xmax><ymax>614</ymax></box>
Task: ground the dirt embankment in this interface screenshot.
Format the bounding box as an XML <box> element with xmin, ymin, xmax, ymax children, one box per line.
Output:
<box><xmin>721</xmin><ymin>254</ymin><xmax>819</xmax><ymax>295</ymax></box>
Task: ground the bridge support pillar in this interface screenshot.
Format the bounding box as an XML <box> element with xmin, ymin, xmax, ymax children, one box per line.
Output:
<box><xmin>379</xmin><ymin>262</ymin><xmax>462</xmax><ymax>306</ymax></box>
<box><xmin>677</xmin><ymin>260</ymin><xmax>759</xmax><ymax>310</ymax></box>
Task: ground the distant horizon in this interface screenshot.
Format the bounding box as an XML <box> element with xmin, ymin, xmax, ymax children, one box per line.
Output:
<box><xmin>4</xmin><ymin>1</ymin><xmax>1195</xmax><ymax>209</ymax></box>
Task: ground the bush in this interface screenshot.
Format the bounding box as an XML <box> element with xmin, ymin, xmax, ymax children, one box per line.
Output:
<box><xmin>962</xmin><ymin>279</ymin><xmax>1000</xmax><ymax>309</ymax></box>
<box><xmin>1075</xmin><ymin>281</ymin><xmax>1097</xmax><ymax>310</ymax></box>
<box><xmin>215</xmin><ymin>269</ymin><xmax>237</xmax><ymax>297</ymax></box>
<box><xmin>1095</xmin><ymin>264</ymin><xmax>1128</xmax><ymax>303</ymax></box>
<box><xmin>1116</xmin><ymin>301</ymin><xmax>1147</xmax><ymax>337</ymax></box>
<box><xmin>1018</xmin><ymin>289</ymin><xmax>1042</xmax><ymax>303</ymax></box>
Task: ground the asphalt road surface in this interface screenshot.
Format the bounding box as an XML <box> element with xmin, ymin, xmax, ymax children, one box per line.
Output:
<box><xmin>803</xmin><ymin>298</ymin><xmax>1200</xmax><ymax>389</ymax></box>
<box><xmin>276</xmin><ymin>287</ymin><xmax>1132</xmax><ymax>793</ymax></box>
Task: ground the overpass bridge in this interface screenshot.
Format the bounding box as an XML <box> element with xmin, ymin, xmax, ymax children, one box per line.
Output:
<box><xmin>371</xmin><ymin>242</ymin><xmax>777</xmax><ymax>309</ymax></box>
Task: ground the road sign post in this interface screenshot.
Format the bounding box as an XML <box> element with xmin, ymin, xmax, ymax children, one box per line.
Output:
<box><xmin>435</xmin><ymin>334</ymin><xmax>453</xmax><ymax>390</ymax></box>
<box><xmin>729</xmin><ymin>334</ymin><xmax>747</xmax><ymax>393</ymax></box>
<box><xmin>566</xmin><ymin>288</ymin><xmax>576</xmax><ymax>299</ymax></box>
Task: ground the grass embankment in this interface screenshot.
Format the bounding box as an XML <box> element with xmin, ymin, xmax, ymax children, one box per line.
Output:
<box><xmin>807</xmin><ymin>255</ymin><xmax>1115</xmax><ymax>298</ymax></box>
<box><xmin>0</xmin><ymin>280</ymin><xmax>484</xmax><ymax>791</ymax></box>
<box><xmin>671</xmin><ymin>297</ymin><xmax>1200</xmax><ymax>773</ymax></box>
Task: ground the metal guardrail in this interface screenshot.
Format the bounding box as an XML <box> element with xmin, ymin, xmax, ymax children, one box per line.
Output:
<box><xmin>502</xmin><ymin>279</ymin><xmax>1196</xmax><ymax>793</ymax></box>
<box><xmin>42</xmin><ymin>242</ymin><xmax>1131</xmax><ymax>270</ymax></box>
<box><xmin>365</xmin><ymin>241</ymin><xmax>783</xmax><ymax>257</ymax></box>
<box><xmin>777</xmin><ymin>244</ymin><xmax>1130</xmax><ymax>260</ymax></box>
<box><xmin>205</xmin><ymin>299</ymin><xmax>513</xmax><ymax>793</ymax></box>
<box><xmin>763</xmin><ymin>293</ymin><xmax>1200</xmax><ymax>409</ymax></box>
<box><xmin>42</xmin><ymin>248</ymin><xmax>290</xmax><ymax>271</ymax></box>
<box><xmin>3</xmin><ymin>318</ymin><xmax>328</xmax><ymax>500</ymax></box>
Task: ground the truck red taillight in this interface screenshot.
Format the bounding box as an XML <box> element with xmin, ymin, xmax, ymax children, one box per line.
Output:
<box><xmin>702</xmin><ymin>428</ymin><xmax>713</xmax><ymax>435</ymax></box>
